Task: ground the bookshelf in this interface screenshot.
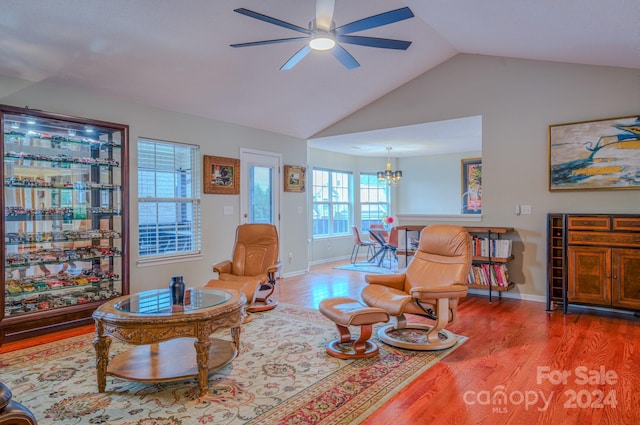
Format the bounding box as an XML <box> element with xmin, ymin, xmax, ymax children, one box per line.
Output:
<box><xmin>396</xmin><ymin>225</ymin><xmax>514</xmax><ymax>302</ymax></box>
<box><xmin>465</xmin><ymin>227</ymin><xmax>515</xmax><ymax>302</ymax></box>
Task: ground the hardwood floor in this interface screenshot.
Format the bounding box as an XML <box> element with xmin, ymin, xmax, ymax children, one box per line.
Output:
<box><xmin>4</xmin><ymin>261</ymin><xmax>639</xmax><ymax>424</ymax></box>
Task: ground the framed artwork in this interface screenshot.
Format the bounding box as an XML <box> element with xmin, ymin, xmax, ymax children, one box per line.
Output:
<box><xmin>461</xmin><ymin>158</ymin><xmax>482</xmax><ymax>214</ymax></box>
<box><xmin>284</xmin><ymin>165</ymin><xmax>306</xmax><ymax>192</ymax></box>
<box><xmin>549</xmin><ymin>115</ymin><xmax>640</xmax><ymax>191</ymax></box>
<box><xmin>203</xmin><ymin>155</ymin><xmax>240</xmax><ymax>194</ymax></box>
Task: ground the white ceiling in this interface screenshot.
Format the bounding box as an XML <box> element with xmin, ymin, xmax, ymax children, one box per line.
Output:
<box><xmin>308</xmin><ymin>115</ymin><xmax>482</xmax><ymax>158</ymax></box>
<box><xmin>1</xmin><ymin>0</ymin><xmax>638</xmax><ymax>156</ymax></box>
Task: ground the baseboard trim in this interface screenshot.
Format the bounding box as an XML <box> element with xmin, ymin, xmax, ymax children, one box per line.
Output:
<box><xmin>468</xmin><ymin>288</ymin><xmax>546</xmax><ymax>303</ymax></box>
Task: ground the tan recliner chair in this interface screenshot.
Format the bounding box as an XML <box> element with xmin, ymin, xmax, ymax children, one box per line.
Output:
<box><xmin>361</xmin><ymin>224</ymin><xmax>472</xmax><ymax>350</ymax></box>
<box><xmin>204</xmin><ymin>223</ymin><xmax>281</xmax><ymax>313</ymax></box>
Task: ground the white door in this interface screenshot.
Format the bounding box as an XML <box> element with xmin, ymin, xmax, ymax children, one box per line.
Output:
<box><xmin>240</xmin><ymin>148</ymin><xmax>281</xmax><ymax>235</ymax></box>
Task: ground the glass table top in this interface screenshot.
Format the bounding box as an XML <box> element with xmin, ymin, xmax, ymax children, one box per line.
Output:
<box><xmin>114</xmin><ymin>288</ymin><xmax>231</xmax><ymax>314</ymax></box>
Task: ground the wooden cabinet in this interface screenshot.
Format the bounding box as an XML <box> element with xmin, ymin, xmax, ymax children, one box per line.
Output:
<box><xmin>1</xmin><ymin>104</ymin><xmax>129</xmax><ymax>344</ymax></box>
<box><xmin>568</xmin><ymin>245</ymin><xmax>610</xmax><ymax>305</ymax></box>
<box><xmin>547</xmin><ymin>214</ymin><xmax>640</xmax><ymax>313</ymax></box>
<box><xmin>611</xmin><ymin>248</ymin><xmax>640</xmax><ymax>310</ymax></box>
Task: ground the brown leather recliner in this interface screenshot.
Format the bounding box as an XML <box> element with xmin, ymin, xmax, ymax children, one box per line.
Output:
<box><xmin>0</xmin><ymin>382</ymin><xmax>37</xmax><ymax>425</ymax></box>
<box><xmin>361</xmin><ymin>224</ymin><xmax>472</xmax><ymax>350</ymax></box>
<box><xmin>204</xmin><ymin>224</ymin><xmax>281</xmax><ymax>313</ymax></box>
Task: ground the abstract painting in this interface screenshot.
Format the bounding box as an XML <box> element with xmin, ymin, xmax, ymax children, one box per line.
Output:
<box><xmin>549</xmin><ymin>115</ymin><xmax>640</xmax><ymax>191</ymax></box>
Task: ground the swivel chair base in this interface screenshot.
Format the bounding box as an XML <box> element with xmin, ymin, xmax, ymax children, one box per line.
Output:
<box><xmin>247</xmin><ymin>279</ymin><xmax>278</xmax><ymax>312</ymax></box>
<box><xmin>378</xmin><ymin>323</ymin><xmax>459</xmax><ymax>351</ymax></box>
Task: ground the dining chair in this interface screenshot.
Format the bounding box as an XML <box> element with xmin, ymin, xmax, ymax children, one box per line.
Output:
<box><xmin>376</xmin><ymin>227</ymin><xmax>398</xmax><ymax>268</ymax></box>
<box><xmin>350</xmin><ymin>226</ymin><xmax>377</xmax><ymax>264</ymax></box>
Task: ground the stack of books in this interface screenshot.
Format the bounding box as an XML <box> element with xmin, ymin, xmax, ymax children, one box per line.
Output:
<box><xmin>466</xmin><ymin>263</ymin><xmax>510</xmax><ymax>287</ymax></box>
<box><xmin>471</xmin><ymin>236</ymin><xmax>512</xmax><ymax>258</ymax></box>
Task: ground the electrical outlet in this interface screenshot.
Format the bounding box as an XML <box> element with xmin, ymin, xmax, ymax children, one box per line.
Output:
<box><xmin>521</xmin><ymin>205</ymin><xmax>532</xmax><ymax>215</ymax></box>
<box><xmin>288</xmin><ymin>252</ymin><xmax>293</xmax><ymax>263</ymax></box>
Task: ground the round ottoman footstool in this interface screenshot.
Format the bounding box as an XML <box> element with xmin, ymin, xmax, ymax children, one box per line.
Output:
<box><xmin>319</xmin><ymin>296</ymin><xmax>390</xmax><ymax>359</ymax></box>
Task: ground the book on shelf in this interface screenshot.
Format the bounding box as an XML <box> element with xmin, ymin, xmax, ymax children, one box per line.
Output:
<box><xmin>466</xmin><ymin>263</ymin><xmax>510</xmax><ymax>287</ymax></box>
<box><xmin>470</xmin><ymin>236</ymin><xmax>512</xmax><ymax>258</ymax></box>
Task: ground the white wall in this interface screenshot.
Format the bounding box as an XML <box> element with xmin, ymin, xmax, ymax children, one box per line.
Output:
<box><xmin>0</xmin><ymin>76</ymin><xmax>308</xmax><ymax>293</ymax></box>
<box><xmin>397</xmin><ymin>151</ymin><xmax>482</xmax><ymax>214</ymax></box>
<box><xmin>314</xmin><ymin>54</ymin><xmax>640</xmax><ymax>300</ymax></box>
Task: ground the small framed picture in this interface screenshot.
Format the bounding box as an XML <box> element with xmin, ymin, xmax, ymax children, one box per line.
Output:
<box><xmin>284</xmin><ymin>165</ymin><xmax>306</xmax><ymax>192</ymax></box>
<box><xmin>461</xmin><ymin>158</ymin><xmax>482</xmax><ymax>214</ymax></box>
<box><xmin>204</xmin><ymin>155</ymin><xmax>240</xmax><ymax>194</ymax></box>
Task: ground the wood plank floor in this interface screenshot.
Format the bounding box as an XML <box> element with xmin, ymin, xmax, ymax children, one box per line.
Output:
<box><xmin>3</xmin><ymin>261</ymin><xmax>639</xmax><ymax>424</ymax></box>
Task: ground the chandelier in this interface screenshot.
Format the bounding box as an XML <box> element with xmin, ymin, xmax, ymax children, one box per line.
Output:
<box><xmin>377</xmin><ymin>147</ymin><xmax>402</xmax><ymax>185</ymax></box>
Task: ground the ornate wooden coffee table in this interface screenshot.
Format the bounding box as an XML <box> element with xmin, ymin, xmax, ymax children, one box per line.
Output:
<box><xmin>92</xmin><ymin>288</ymin><xmax>246</xmax><ymax>396</ymax></box>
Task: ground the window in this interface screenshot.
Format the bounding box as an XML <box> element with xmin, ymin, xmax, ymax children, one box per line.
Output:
<box><xmin>312</xmin><ymin>168</ymin><xmax>352</xmax><ymax>237</ymax></box>
<box><xmin>138</xmin><ymin>139</ymin><xmax>201</xmax><ymax>259</ymax></box>
<box><xmin>359</xmin><ymin>173</ymin><xmax>389</xmax><ymax>231</ymax></box>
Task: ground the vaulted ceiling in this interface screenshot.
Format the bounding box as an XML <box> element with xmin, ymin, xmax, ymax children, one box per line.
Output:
<box><xmin>1</xmin><ymin>0</ymin><xmax>638</xmax><ymax>147</ymax></box>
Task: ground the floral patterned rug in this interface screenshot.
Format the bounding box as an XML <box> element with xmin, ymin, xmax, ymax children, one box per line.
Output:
<box><xmin>0</xmin><ymin>304</ymin><xmax>465</xmax><ymax>425</ymax></box>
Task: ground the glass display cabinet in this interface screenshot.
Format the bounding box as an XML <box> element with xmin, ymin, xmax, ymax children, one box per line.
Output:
<box><xmin>1</xmin><ymin>104</ymin><xmax>129</xmax><ymax>344</ymax></box>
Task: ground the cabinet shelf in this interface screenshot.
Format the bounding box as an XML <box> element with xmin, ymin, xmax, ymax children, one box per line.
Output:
<box><xmin>6</xmin><ymin>229</ymin><xmax>121</xmax><ymax>245</ymax></box>
<box><xmin>4</xmin><ymin>153</ymin><xmax>120</xmax><ymax>168</ymax></box>
<box><xmin>4</xmin><ymin>130</ymin><xmax>122</xmax><ymax>149</ymax></box>
<box><xmin>473</xmin><ymin>255</ymin><xmax>513</xmax><ymax>263</ymax></box>
<box><xmin>6</xmin><ymin>278</ymin><xmax>121</xmax><ymax>299</ymax></box>
<box><xmin>5</xmin><ymin>210</ymin><xmax>121</xmax><ymax>221</ymax></box>
<box><xmin>5</xmin><ymin>181</ymin><xmax>121</xmax><ymax>190</ymax></box>
<box><xmin>6</xmin><ymin>253</ymin><xmax>122</xmax><ymax>269</ymax></box>
<box><xmin>1</xmin><ymin>104</ymin><xmax>129</xmax><ymax>344</ymax></box>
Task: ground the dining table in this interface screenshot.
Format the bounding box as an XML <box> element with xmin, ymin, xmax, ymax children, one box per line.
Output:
<box><xmin>368</xmin><ymin>229</ymin><xmax>389</xmax><ymax>267</ymax></box>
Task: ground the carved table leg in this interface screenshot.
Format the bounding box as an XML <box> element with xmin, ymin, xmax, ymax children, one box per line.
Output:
<box><xmin>93</xmin><ymin>323</ymin><xmax>112</xmax><ymax>393</ymax></box>
<box><xmin>230</xmin><ymin>325</ymin><xmax>241</xmax><ymax>349</ymax></box>
<box><xmin>194</xmin><ymin>336</ymin><xmax>212</xmax><ymax>396</ymax></box>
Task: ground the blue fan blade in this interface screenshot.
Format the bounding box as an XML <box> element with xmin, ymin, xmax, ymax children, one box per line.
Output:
<box><xmin>281</xmin><ymin>45</ymin><xmax>312</xmax><ymax>70</ymax></box>
<box><xmin>231</xmin><ymin>37</ymin><xmax>309</xmax><ymax>48</ymax></box>
<box><xmin>336</xmin><ymin>35</ymin><xmax>412</xmax><ymax>50</ymax></box>
<box><xmin>332</xmin><ymin>45</ymin><xmax>360</xmax><ymax>70</ymax></box>
<box><xmin>335</xmin><ymin>7</ymin><xmax>414</xmax><ymax>35</ymax></box>
<box><xmin>234</xmin><ymin>8</ymin><xmax>310</xmax><ymax>35</ymax></box>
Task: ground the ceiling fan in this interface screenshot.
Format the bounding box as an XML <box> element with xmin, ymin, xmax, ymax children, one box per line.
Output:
<box><xmin>230</xmin><ymin>0</ymin><xmax>414</xmax><ymax>70</ymax></box>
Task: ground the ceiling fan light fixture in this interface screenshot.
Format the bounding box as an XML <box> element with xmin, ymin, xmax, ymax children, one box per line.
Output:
<box><xmin>231</xmin><ymin>5</ymin><xmax>414</xmax><ymax>69</ymax></box>
<box><xmin>309</xmin><ymin>31</ymin><xmax>335</xmax><ymax>50</ymax></box>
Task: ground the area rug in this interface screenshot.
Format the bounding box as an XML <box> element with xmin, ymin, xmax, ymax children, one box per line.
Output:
<box><xmin>0</xmin><ymin>304</ymin><xmax>465</xmax><ymax>425</ymax></box>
